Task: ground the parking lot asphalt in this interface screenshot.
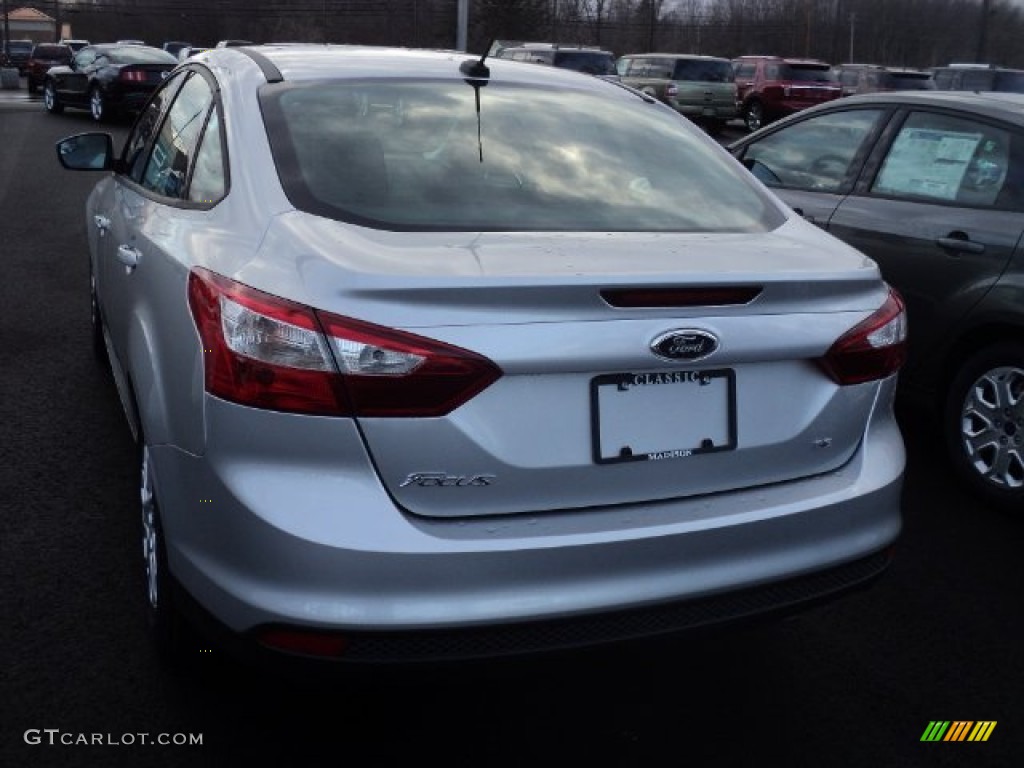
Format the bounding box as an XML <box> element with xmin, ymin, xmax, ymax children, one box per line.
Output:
<box><xmin>2</xmin><ymin>97</ymin><xmax>1022</xmax><ymax>768</ymax></box>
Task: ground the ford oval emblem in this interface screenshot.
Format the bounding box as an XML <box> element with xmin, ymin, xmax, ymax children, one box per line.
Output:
<box><xmin>650</xmin><ymin>330</ymin><xmax>719</xmax><ymax>361</ymax></box>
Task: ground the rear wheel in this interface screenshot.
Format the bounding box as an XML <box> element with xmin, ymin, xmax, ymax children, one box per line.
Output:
<box><xmin>90</xmin><ymin>267</ymin><xmax>107</xmax><ymax>363</ymax></box>
<box><xmin>944</xmin><ymin>342</ymin><xmax>1024</xmax><ymax>512</ymax></box>
<box><xmin>89</xmin><ymin>86</ymin><xmax>107</xmax><ymax>122</ymax></box>
<box><xmin>743</xmin><ymin>101</ymin><xmax>764</xmax><ymax>132</ymax></box>
<box><xmin>43</xmin><ymin>81</ymin><xmax>63</xmax><ymax>114</ymax></box>
<box><xmin>140</xmin><ymin>443</ymin><xmax>192</xmax><ymax>663</ymax></box>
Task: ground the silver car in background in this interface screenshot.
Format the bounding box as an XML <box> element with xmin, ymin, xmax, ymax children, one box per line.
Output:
<box><xmin>56</xmin><ymin>44</ymin><xmax>906</xmax><ymax>665</ymax></box>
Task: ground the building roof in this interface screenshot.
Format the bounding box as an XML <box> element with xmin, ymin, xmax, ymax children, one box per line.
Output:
<box><xmin>6</xmin><ymin>7</ymin><xmax>55</xmax><ymax>23</ymax></box>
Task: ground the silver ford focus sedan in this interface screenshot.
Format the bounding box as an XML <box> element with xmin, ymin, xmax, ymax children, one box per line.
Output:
<box><xmin>56</xmin><ymin>44</ymin><xmax>906</xmax><ymax>665</ymax></box>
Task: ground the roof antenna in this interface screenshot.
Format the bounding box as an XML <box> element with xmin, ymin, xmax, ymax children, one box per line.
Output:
<box><xmin>459</xmin><ymin>42</ymin><xmax>492</xmax><ymax>80</ymax></box>
<box><xmin>460</xmin><ymin>44</ymin><xmax>491</xmax><ymax>163</ymax></box>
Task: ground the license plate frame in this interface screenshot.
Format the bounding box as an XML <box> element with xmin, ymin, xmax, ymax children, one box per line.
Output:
<box><xmin>590</xmin><ymin>369</ymin><xmax>736</xmax><ymax>465</ymax></box>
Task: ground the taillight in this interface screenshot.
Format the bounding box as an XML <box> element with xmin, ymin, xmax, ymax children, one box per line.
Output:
<box><xmin>187</xmin><ymin>268</ymin><xmax>501</xmax><ymax>417</ymax></box>
<box><xmin>818</xmin><ymin>288</ymin><xmax>908</xmax><ymax>385</ymax></box>
<box><xmin>119</xmin><ymin>69</ymin><xmax>147</xmax><ymax>82</ymax></box>
<box><xmin>665</xmin><ymin>83</ymin><xmax>679</xmax><ymax>99</ymax></box>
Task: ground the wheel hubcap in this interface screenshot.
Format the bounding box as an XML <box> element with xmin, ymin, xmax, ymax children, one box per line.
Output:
<box><xmin>44</xmin><ymin>86</ymin><xmax>53</xmax><ymax>110</ymax></box>
<box><xmin>91</xmin><ymin>91</ymin><xmax>102</xmax><ymax>120</ymax></box>
<box><xmin>141</xmin><ymin>447</ymin><xmax>159</xmax><ymax>609</ymax></box>
<box><xmin>960</xmin><ymin>365</ymin><xmax>1024</xmax><ymax>489</ymax></box>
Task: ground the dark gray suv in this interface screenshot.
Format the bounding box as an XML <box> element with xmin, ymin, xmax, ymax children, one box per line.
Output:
<box><xmin>494</xmin><ymin>43</ymin><xmax>617</xmax><ymax>77</ymax></box>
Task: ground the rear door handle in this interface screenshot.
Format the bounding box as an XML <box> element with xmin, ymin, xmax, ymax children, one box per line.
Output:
<box><xmin>937</xmin><ymin>234</ymin><xmax>985</xmax><ymax>255</ymax></box>
<box><xmin>93</xmin><ymin>214</ymin><xmax>110</xmax><ymax>235</ymax></box>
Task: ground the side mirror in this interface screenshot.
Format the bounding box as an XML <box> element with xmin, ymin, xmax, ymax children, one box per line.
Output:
<box><xmin>55</xmin><ymin>133</ymin><xmax>115</xmax><ymax>171</ymax></box>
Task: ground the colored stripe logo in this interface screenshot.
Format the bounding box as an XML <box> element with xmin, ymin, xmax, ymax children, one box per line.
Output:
<box><xmin>921</xmin><ymin>721</ymin><xmax>997</xmax><ymax>742</ymax></box>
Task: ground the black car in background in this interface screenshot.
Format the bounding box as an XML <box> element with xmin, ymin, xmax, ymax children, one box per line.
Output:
<box><xmin>26</xmin><ymin>43</ymin><xmax>73</xmax><ymax>93</ymax></box>
<box><xmin>729</xmin><ymin>91</ymin><xmax>1024</xmax><ymax>511</ymax></box>
<box><xmin>42</xmin><ymin>43</ymin><xmax>177</xmax><ymax>122</ymax></box>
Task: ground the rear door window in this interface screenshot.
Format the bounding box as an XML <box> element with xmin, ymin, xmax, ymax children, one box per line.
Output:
<box><xmin>871</xmin><ymin>111</ymin><xmax>1017</xmax><ymax>208</ymax></box>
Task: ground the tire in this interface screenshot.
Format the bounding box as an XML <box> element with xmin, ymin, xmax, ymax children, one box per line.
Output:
<box><xmin>140</xmin><ymin>442</ymin><xmax>192</xmax><ymax>664</ymax></box>
<box><xmin>944</xmin><ymin>342</ymin><xmax>1024</xmax><ymax>512</ymax></box>
<box><xmin>89</xmin><ymin>85</ymin><xmax>107</xmax><ymax>122</ymax></box>
<box><xmin>43</xmin><ymin>80</ymin><xmax>63</xmax><ymax>114</ymax></box>
<box><xmin>743</xmin><ymin>101</ymin><xmax>764</xmax><ymax>132</ymax></box>
<box><xmin>89</xmin><ymin>267</ymin><xmax>108</xmax><ymax>363</ymax></box>
<box><xmin>703</xmin><ymin>119</ymin><xmax>726</xmax><ymax>136</ymax></box>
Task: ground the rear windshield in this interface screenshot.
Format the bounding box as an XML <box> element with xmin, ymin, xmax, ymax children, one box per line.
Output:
<box><xmin>780</xmin><ymin>64</ymin><xmax>835</xmax><ymax>83</ymax></box>
<box><xmin>882</xmin><ymin>72</ymin><xmax>934</xmax><ymax>90</ymax></box>
<box><xmin>261</xmin><ymin>80</ymin><xmax>781</xmax><ymax>232</ymax></box>
<box><xmin>7</xmin><ymin>41</ymin><xmax>33</xmax><ymax>53</ymax></box>
<box><xmin>108</xmin><ymin>46</ymin><xmax>178</xmax><ymax>64</ymax></box>
<box><xmin>33</xmin><ymin>45</ymin><xmax>71</xmax><ymax>60</ymax></box>
<box><xmin>673</xmin><ymin>59</ymin><xmax>734</xmax><ymax>83</ymax></box>
<box><xmin>992</xmin><ymin>71</ymin><xmax>1024</xmax><ymax>92</ymax></box>
<box><xmin>551</xmin><ymin>51</ymin><xmax>616</xmax><ymax>76</ymax></box>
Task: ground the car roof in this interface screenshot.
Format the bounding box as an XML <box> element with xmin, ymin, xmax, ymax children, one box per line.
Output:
<box><xmin>212</xmin><ymin>44</ymin><xmax>627</xmax><ymax>92</ymax></box>
<box><xmin>622</xmin><ymin>52</ymin><xmax>731</xmax><ymax>61</ymax></box>
<box><xmin>792</xmin><ymin>89</ymin><xmax>1024</xmax><ymax>125</ymax></box>
<box><xmin>735</xmin><ymin>55</ymin><xmax>830</xmax><ymax>65</ymax></box>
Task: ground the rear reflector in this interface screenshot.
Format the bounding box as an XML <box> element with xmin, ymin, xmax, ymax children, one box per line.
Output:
<box><xmin>257</xmin><ymin>627</ymin><xmax>348</xmax><ymax>658</ymax></box>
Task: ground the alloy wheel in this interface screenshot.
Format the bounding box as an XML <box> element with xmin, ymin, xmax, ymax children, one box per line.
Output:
<box><xmin>959</xmin><ymin>364</ymin><xmax>1024</xmax><ymax>490</ymax></box>
<box><xmin>90</xmin><ymin>88</ymin><xmax>105</xmax><ymax>122</ymax></box>
<box><xmin>141</xmin><ymin>446</ymin><xmax>160</xmax><ymax>610</ymax></box>
<box><xmin>744</xmin><ymin>102</ymin><xmax>763</xmax><ymax>132</ymax></box>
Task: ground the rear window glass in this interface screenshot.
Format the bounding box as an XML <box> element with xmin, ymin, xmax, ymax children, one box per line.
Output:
<box><xmin>882</xmin><ymin>72</ymin><xmax>934</xmax><ymax>90</ymax></box>
<box><xmin>781</xmin><ymin>65</ymin><xmax>836</xmax><ymax>82</ymax></box>
<box><xmin>551</xmin><ymin>51</ymin><xmax>616</xmax><ymax>75</ymax></box>
<box><xmin>992</xmin><ymin>71</ymin><xmax>1024</xmax><ymax>92</ymax></box>
<box><xmin>8</xmin><ymin>41</ymin><xmax>33</xmax><ymax>52</ymax></box>
<box><xmin>108</xmin><ymin>46</ymin><xmax>178</xmax><ymax>64</ymax></box>
<box><xmin>33</xmin><ymin>45</ymin><xmax>71</xmax><ymax>59</ymax></box>
<box><xmin>261</xmin><ymin>80</ymin><xmax>781</xmax><ymax>233</ymax></box>
<box><xmin>673</xmin><ymin>59</ymin><xmax>733</xmax><ymax>83</ymax></box>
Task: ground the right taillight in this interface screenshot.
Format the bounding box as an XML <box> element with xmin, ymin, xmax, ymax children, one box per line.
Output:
<box><xmin>187</xmin><ymin>268</ymin><xmax>501</xmax><ymax>417</ymax></box>
<box><xmin>818</xmin><ymin>288</ymin><xmax>908</xmax><ymax>385</ymax></box>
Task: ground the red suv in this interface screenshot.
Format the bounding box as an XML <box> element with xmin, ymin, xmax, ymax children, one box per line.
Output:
<box><xmin>26</xmin><ymin>43</ymin><xmax>73</xmax><ymax>93</ymax></box>
<box><xmin>733</xmin><ymin>56</ymin><xmax>841</xmax><ymax>131</ymax></box>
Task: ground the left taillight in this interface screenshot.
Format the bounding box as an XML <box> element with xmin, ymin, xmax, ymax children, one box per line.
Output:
<box><xmin>187</xmin><ymin>268</ymin><xmax>501</xmax><ymax>417</ymax></box>
<box><xmin>818</xmin><ymin>287</ymin><xmax>908</xmax><ymax>385</ymax></box>
<box><xmin>119</xmin><ymin>69</ymin><xmax>147</xmax><ymax>82</ymax></box>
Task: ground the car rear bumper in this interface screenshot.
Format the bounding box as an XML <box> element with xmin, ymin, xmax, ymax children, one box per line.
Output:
<box><xmin>676</xmin><ymin>103</ymin><xmax>740</xmax><ymax>121</ymax></box>
<box><xmin>154</xmin><ymin>379</ymin><xmax>903</xmax><ymax>660</ymax></box>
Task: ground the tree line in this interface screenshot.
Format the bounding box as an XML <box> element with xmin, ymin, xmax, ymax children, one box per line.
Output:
<box><xmin>28</xmin><ymin>0</ymin><xmax>1024</xmax><ymax>69</ymax></box>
